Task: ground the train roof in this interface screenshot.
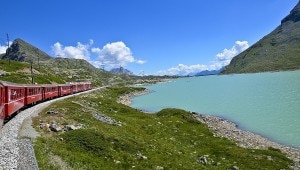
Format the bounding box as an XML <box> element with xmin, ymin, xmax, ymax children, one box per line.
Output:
<box><xmin>0</xmin><ymin>81</ymin><xmax>91</xmax><ymax>88</ymax></box>
<box><xmin>0</xmin><ymin>81</ymin><xmax>57</xmax><ymax>88</ymax></box>
<box><xmin>0</xmin><ymin>81</ymin><xmax>27</xmax><ymax>87</ymax></box>
<box><xmin>68</xmin><ymin>82</ymin><xmax>91</xmax><ymax>84</ymax></box>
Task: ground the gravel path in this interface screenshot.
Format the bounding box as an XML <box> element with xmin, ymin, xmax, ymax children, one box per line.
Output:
<box><xmin>0</xmin><ymin>87</ymin><xmax>104</xmax><ymax>170</ymax></box>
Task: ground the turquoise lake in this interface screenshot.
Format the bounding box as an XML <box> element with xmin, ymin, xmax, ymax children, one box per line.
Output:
<box><xmin>131</xmin><ymin>70</ymin><xmax>300</xmax><ymax>148</ymax></box>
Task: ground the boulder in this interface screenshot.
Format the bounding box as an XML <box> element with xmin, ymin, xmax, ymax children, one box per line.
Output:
<box><xmin>64</xmin><ymin>125</ymin><xmax>76</xmax><ymax>131</ymax></box>
<box><xmin>49</xmin><ymin>123</ymin><xmax>62</xmax><ymax>132</ymax></box>
<box><xmin>197</xmin><ymin>156</ymin><xmax>208</xmax><ymax>165</ymax></box>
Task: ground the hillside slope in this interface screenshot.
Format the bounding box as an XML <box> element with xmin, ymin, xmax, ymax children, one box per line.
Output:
<box><xmin>222</xmin><ymin>1</ymin><xmax>300</xmax><ymax>74</ymax></box>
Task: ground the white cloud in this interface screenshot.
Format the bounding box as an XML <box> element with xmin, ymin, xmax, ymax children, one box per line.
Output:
<box><xmin>0</xmin><ymin>45</ymin><xmax>7</xmax><ymax>54</ymax></box>
<box><xmin>51</xmin><ymin>40</ymin><xmax>146</xmax><ymax>71</ymax></box>
<box><xmin>216</xmin><ymin>40</ymin><xmax>249</xmax><ymax>62</ymax></box>
<box><xmin>136</xmin><ymin>59</ymin><xmax>147</xmax><ymax>64</ymax></box>
<box><xmin>0</xmin><ymin>42</ymin><xmax>12</xmax><ymax>54</ymax></box>
<box><xmin>158</xmin><ymin>64</ymin><xmax>208</xmax><ymax>76</ymax></box>
<box><xmin>157</xmin><ymin>40</ymin><xmax>249</xmax><ymax>76</ymax></box>
<box><xmin>92</xmin><ymin>41</ymin><xmax>145</xmax><ymax>68</ymax></box>
<box><xmin>52</xmin><ymin>40</ymin><xmax>93</xmax><ymax>61</ymax></box>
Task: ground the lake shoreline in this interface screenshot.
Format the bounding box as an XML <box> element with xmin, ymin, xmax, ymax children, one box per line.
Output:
<box><xmin>119</xmin><ymin>89</ymin><xmax>300</xmax><ymax>169</ymax></box>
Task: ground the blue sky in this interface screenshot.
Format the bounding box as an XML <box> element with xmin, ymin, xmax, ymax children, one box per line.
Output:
<box><xmin>0</xmin><ymin>0</ymin><xmax>298</xmax><ymax>75</ymax></box>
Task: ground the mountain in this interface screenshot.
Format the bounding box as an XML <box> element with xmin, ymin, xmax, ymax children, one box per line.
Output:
<box><xmin>0</xmin><ymin>38</ymin><xmax>168</xmax><ymax>86</ymax></box>
<box><xmin>194</xmin><ymin>69</ymin><xmax>222</xmax><ymax>76</ymax></box>
<box><xmin>2</xmin><ymin>38</ymin><xmax>52</xmax><ymax>62</ymax></box>
<box><xmin>110</xmin><ymin>67</ymin><xmax>133</xmax><ymax>75</ymax></box>
<box><xmin>222</xmin><ymin>1</ymin><xmax>300</xmax><ymax>74</ymax></box>
<box><xmin>0</xmin><ymin>38</ymin><xmax>117</xmax><ymax>85</ymax></box>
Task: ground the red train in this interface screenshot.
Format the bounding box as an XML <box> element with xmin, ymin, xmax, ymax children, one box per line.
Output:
<box><xmin>0</xmin><ymin>81</ymin><xmax>92</xmax><ymax>128</ymax></box>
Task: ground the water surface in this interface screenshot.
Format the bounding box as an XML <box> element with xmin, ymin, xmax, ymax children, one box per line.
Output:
<box><xmin>131</xmin><ymin>71</ymin><xmax>300</xmax><ymax>148</ymax></box>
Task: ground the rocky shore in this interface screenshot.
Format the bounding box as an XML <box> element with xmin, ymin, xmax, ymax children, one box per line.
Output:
<box><xmin>117</xmin><ymin>88</ymin><xmax>152</xmax><ymax>106</ymax></box>
<box><xmin>121</xmin><ymin>89</ymin><xmax>300</xmax><ymax>170</ymax></box>
<box><xmin>192</xmin><ymin>113</ymin><xmax>300</xmax><ymax>169</ymax></box>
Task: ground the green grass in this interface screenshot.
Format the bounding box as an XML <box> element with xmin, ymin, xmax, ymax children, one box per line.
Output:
<box><xmin>33</xmin><ymin>86</ymin><xmax>292</xmax><ymax>169</ymax></box>
<box><xmin>0</xmin><ymin>59</ymin><xmax>29</xmax><ymax>72</ymax></box>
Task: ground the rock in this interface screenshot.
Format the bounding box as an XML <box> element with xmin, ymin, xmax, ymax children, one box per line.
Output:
<box><xmin>156</xmin><ymin>166</ymin><xmax>164</xmax><ymax>170</ymax></box>
<box><xmin>0</xmin><ymin>70</ymin><xmax>7</xmax><ymax>76</ymax></box>
<box><xmin>136</xmin><ymin>152</ymin><xmax>148</xmax><ymax>160</ymax></box>
<box><xmin>64</xmin><ymin>125</ymin><xmax>76</xmax><ymax>131</ymax></box>
<box><xmin>197</xmin><ymin>156</ymin><xmax>208</xmax><ymax>165</ymax></box>
<box><xmin>93</xmin><ymin>112</ymin><xmax>122</xmax><ymax>126</ymax></box>
<box><xmin>267</xmin><ymin>156</ymin><xmax>273</xmax><ymax>161</ymax></box>
<box><xmin>114</xmin><ymin>160</ymin><xmax>121</xmax><ymax>164</ymax></box>
<box><xmin>49</xmin><ymin>123</ymin><xmax>62</xmax><ymax>132</ymax></box>
<box><xmin>231</xmin><ymin>165</ymin><xmax>239</xmax><ymax>170</ymax></box>
<box><xmin>76</xmin><ymin>124</ymin><xmax>84</xmax><ymax>129</ymax></box>
<box><xmin>47</xmin><ymin>111</ymin><xmax>58</xmax><ymax>115</ymax></box>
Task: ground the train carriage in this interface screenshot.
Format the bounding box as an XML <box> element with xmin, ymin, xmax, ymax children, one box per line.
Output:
<box><xmin>25</xmin><ymin>85</ymin><xmax>43</xmax><ymax>105</ymax></box>
<box><xmin>58</xmin><ymin>84</ymin><xmax>72</xmax><ymax>96</ymax></box>
<box><xmin>70</xmin><ymin>83</ymin><xmax>77</xmax><ymax>94</ymax></box>
<box><xmin>83</xmin><ymin>82</ymin><xmax>92</xmax><ymax>91</ymax></box>
<box><xmin>70</xmin><ymin>82</ymin><xmax>81</xmax><ymax>93</ymax></box>
<box><xmin>77</xmin><ymin>83</ymin><xmax>85</xmax><ymax>92</ymax></box>
<box><xmin>42</xmin><ymin>85</ymin><xmax>59</xmax><ymax>100</ymax></box>
<box><xmin>0</xmin><ymin>81</ymin><xmax>26</xmax><ymax>118</ymax></box>
<box><xmin>0</xmin><ymin>81</ymin><xmax>91</xmax><ymax>128</ymax></box>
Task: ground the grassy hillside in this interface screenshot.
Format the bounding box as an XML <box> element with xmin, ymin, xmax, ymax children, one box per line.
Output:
<box><xmin>0</xmin><ymin>59</ymin><xmax>60</xmax><ymax>84</ymax></box>
<box><xmin>222</xmin><ymin>1</ymin><xmax>300</xmax><ymax>74</ymax></box>
<box><xmin>33</xmin><ymin>87</ymin><xmax>292</xmax><ymax>169</ymax></box>
<box><xmin>0</xmin><ymin>58</ymin><xmax>173</xmax><ymax>87</ymax></box>
<box><xmin>0</xmin><ymin>58</ymin><xmax>120</xmax><ymax>86</ymax></box>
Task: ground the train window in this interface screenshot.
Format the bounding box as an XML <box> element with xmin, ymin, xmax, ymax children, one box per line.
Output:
<box><xmin>10</xmin><ymin>89</ymin><xmax>24</xmax><ymax>100</ymax></box>
<box><xmin>20</xmin><ymin>89</ymin><xmax>24</xmax><ymax>98</ymax></box>
<box><xmin>63</xmin><ymin>86</ymin><xmax>69</xmax><ymax>90</ymax></box>
<box><xmin>10</xmin><ymin>89</ymin><xmax>16</xmax><ymax>100</ymax></box>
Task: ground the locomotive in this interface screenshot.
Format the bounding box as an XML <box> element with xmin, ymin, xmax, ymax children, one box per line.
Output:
<box><xmin>0</xmin><ymin>81</ymin><xmax>92</xmax><ymax>128</ymax></box>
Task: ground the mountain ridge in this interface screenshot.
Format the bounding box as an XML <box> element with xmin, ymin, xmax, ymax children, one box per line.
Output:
<box><xmin>222</xmin><ymin>1</ymin><xmax>300</xmax><ymax>74</ymax></box>
<box><xmin>2</xmin><ymin>38</ymin><xmax>52</xmax><ymax>62</ymax></box>
<box><xmin>110</xmin><ymin>67</ymin><xmax>133</xmax><ymax>75</ymax></box>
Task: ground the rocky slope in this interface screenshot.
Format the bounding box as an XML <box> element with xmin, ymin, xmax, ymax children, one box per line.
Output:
<box><xmin>222</xmin><ymin>1</ymin><xmax>300</xmax><ymax>74</ymax></box>
<box><xmin>2</xmin><ymin>38</ymin><xmax>51</xmax><ymax>62</ymax></box>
